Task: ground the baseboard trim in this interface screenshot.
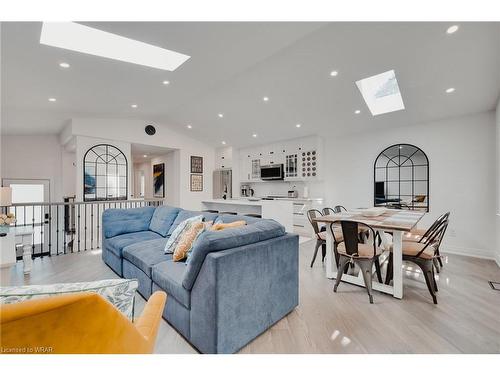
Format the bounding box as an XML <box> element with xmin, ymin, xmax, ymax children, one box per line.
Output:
<box><xmin>440</xmin><ymin>245</ymin><xmax>496</xmax><ymax>263</ymax></box>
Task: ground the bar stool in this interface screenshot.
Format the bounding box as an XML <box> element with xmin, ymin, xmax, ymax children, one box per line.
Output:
<box><xmin>244</xmin><ymin>213</ymin><xmax>262</xmax><ymax>218</ymax></box>
<box><xmin>218</xmin><ymin>211</ymin><xmax>237</xmax><ymax>215</ymax></box>
<box><xmin>202</xmin><ymin>210</ymin><xmax>219</xmax><ymax>213</ymax></box>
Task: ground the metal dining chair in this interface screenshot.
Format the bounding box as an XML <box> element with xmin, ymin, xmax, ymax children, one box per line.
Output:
<box><xmin>322</xmin><ymin>206</ymin><xmax>347</xmax><ymax>215</ymax></box>
<box><xmin>385</xmin><ymin>217</ymin><xmax>449</xmax><ymax>304</ymax></box>
<box><xmin>404</xmin><ymin>212</ymin><xmax>450</xmax><ymax>271</ymax></box>
<box><xmin>331</xmin><ymin>220</ymin><xmax>383</xmax><ymax>304</ymax></box>
<box><xmin>307</xmin><ymin>209</ymin><xmax>327</xmax><ymax>267</ymax></box>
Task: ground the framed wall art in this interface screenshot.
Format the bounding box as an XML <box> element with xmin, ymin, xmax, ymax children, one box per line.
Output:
<box><xmin>190</xmin><ymin>174</ymin><xmax>203</xmax><ymax>192</ymax></box>
<box><xmin>190</xmin><ymin>156</ymin><xmax>203</xmax><ymax>173</ymax></box>
<box><xmin>153</xmin><ymin>163</ymin><xmax>165</xmax><ymax>198</ymax></box>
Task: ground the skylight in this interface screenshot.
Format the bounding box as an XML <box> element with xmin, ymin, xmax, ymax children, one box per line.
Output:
<box><xmin>40</xmin><ymin>22</ymin><xmax>190</xmax><ymax>71</ymax></box>
<box><xmin>355</xmin><ymin>70</ymin><xmax>405</xmax><ymax>116</ymax></box>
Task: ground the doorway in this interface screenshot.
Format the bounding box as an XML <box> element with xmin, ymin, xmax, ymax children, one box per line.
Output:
<box><xmin>2</xmin><ymin>178</ymin><xmax>51</xmax><ymax>257</ymax></box>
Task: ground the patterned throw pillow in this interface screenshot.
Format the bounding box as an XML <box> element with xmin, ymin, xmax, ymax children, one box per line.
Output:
<box><xmin>173</xmin><ymin>221</ymin><xmax>206</xmax><ymax>262</ymax></box>
<box><xmin>210</xmin><ymin>220</ymin><xmax>246</xmax><ymax>231</ymax></box>
<box><xmin>164</xmin><ymin>215</ymin><xmax>203</xmax><ymax>253</ymax></box>
<box><xmin>0</xmin><ymin>279</ymin><xmax>138</xmax><ymax>320</ymax></box>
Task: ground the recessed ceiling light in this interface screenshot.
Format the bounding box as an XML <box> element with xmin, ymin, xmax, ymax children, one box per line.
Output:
<box><xmin>218</xmin><ymin>113</ymin><xmax>224</xmax><ymax>118</ymax></box>
<box><xmin>221</xmin><ymin>141</ymin><xmax>226</xmax><ymax>145</ymax></box>
<box><xmin>162</xmin><ymin>80</ymin><xmax>170</xmax><ymax>85</ymax></box>
<box><xmin>187</xmin><ymin>124</ymin><xmax>192</xmax><ymax>129</ymax></box>
<box><xmin>252</xmin><ymin>134</ymin><xmax>257</xmax><ymax>138</ymax></box>
<box><xmin>48</xmin><ymin>97</ymin><xmax>57</xmax><ymax>102</ymax></box>
<box><xmin>330</xmin><ymin>70</ymin><xmax>338</xmax><ymax>77</ymax></box>
<box><xmin>356</xmin><ymin>70</ymin><xmax>405</xmax><ymax>116</ymax></box>
<box><xmin>445</xmin><ymin>87</ymin><xmax>455</xmax><ymax>94</ymax></box>
<box><xmin>263</xmin><ymin>96</ymin><xmax>269</xmax><ymax>102</ymax></box>
<box><xmin>296</xmin><ymin>124</ymin><xmax>301</xmax><ymax>128</ymax></box>
<box><xmin>143</xmin><ymin>154</ymin><xmax>147</xmax><ymax>158</ymax></box>
<box><xmin>40</xmin><ymin>22</ymin><xmax>190</xmax><ymax>71</ymax></box>
<box><xmin>354</xmin><ymin>110</ymin><xmax>361</xmax><ymax>114</ymax></box>
<box><xmin>131</xmin><ymin>104</ymin><xmax>138</xmax><ymax>108</ymax></box>
<box><xmin>446</xmin><ymin>25</ymin><xmax>459</xmax><ymax>34</ymax></box>
<box><xmin>59</xmin><ymin>62</ymin><xmax>70</xmax><ymax>68</ymax></box>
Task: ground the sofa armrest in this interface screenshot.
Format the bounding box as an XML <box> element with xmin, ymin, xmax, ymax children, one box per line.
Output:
<box><xmin>189</xmin><ymin>233</ymin><xmax>299</xmax><ymax>354</ymax></box>
<box><xmin>134</xmin><ymin>291</ymin><xmax>167</xmax><ymax>350</ymax></box>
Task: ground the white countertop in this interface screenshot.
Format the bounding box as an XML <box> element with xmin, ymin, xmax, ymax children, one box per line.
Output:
<box><xmin>202</xmin><ymin>199</ymin><xmax>281</xmax><ymax>206</ymax></box>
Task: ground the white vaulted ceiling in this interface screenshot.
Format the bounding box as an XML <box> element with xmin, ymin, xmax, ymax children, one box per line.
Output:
<box><xmin>2</xmin><ymin>22</ymin><xmax>500</xmax><ymax>147</ymax></box>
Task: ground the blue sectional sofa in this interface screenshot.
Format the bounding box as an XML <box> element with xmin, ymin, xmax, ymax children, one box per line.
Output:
<box><xmin>101</xmin><ymin>205</ymin><xmax>299</xmax><ymax>353</ymax></box>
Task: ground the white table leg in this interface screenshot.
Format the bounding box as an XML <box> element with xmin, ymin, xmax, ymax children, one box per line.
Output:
<box><xmin>22</xmin><ymin>241</ymin><xmax>32</xmax><ymax>275</ymax></box>
<box><xmin>392</xmin><ymin>230</ymin><xmax>403</xmax><ymax>299</ymax></box>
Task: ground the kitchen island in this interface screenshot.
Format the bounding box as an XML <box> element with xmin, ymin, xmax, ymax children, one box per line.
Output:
<box><xmin>201</xmin><ymin>199</ymin><xmax>294</xmax><ymax>232</ymax></box>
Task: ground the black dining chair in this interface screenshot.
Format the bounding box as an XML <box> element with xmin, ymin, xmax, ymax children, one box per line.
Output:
<box><xmin>331</xmin><ymin>220</ymin><xmax>383</xmax><ymax>304</ymax></box>
<box><xmin>307</xmin><ymin>209</ymin><xmax>327</xmax><ymax>267</ymax></box>
<box><xmin>322</xmin><ymin>206</ymin><xmax>347</xmax><ymax>215</ymax></box>
<box><xmin>404</xmin><ymin>212</ymin><xmax>450</xmax><ymax>271</ymax></box>
<box><xmin>385</xmin><ymin>217</ymin><xmax>449</xmax><ymax>304</ymax></box>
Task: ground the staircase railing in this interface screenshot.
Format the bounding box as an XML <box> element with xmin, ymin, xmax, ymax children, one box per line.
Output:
<box><xmin>7</xmin><ymin>199</ymin><xmax>164</xmax><ymax>259</ymax></box>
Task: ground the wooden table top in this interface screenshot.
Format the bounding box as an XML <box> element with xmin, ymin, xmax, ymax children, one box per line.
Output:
<box><xmin>312</xmin><ymin>209</ymin><xmax>425</xmax><ymax>232</ymax></box>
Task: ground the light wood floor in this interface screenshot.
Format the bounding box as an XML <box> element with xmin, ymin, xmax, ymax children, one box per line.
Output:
<box><xmin>2</xmin><ymin>241</ymin><xmax>500</xmax><ymax>354</ymax></box>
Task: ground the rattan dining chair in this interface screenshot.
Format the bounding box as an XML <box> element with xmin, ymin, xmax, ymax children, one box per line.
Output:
<box><xmin>385</xmin><ymin>217</ymin><xmax>449</xmax><ymax>304</ymax></box>
<box><xmin>331</xmin><ymin>220</ymin><xmax>383</xmax><ymax>304</ymax></box>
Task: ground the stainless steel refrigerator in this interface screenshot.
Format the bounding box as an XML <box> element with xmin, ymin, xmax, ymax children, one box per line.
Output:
<box><xmin>213</xmin><ymin>169</ymin><xmax>232</xmax><ymax>199</ymax></box>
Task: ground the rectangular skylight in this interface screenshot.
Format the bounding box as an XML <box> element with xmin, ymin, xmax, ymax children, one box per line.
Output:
<box><xmin>355</xmin><ymin>70</ymin><xmax>405</xmax><ymax>116</ymax></box>
<box><xmin>40</xmin><ymin>22</ymin><xmax>190</xmax><ymax>71</ymax></box>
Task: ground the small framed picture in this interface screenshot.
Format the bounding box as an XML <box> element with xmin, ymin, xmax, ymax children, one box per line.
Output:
<box><xmin>191</xmin><ymin>156</ymin><xmax>203</xmax><ymax>173</ymax></box>
<box><xmin>190</xmin><ymin>174</ymin><xmax>203</xmax><ymax>192</ymax></box>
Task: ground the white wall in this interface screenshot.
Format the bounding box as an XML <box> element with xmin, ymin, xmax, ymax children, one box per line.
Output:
<box><xmin>324</xmin><ymin>111</ymin><xmax>497</xmax><ymax>260</ymax></box>
<box><xmin>495</xmin><ymin>98</ymin><xmax>500</xmax><ymax>266</ymax></box>
<box><xmin>0</xmin><ymin>135</ymin><xmax>68</xmax><ymax>202</ymax></box>
<box><xmin>69</xmin><ymin>118</ymin><xmax>214</xmax><ymax>210</ymax></box>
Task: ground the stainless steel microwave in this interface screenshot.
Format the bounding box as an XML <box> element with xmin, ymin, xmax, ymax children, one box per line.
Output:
<box><xmin>260</xmin><ymin>164</ymin><xmax>284</xmax><ymax>180</ymax></box>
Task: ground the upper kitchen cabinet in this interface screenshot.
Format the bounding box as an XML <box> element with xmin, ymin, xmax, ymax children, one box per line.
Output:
<box><xmin>215</xmin><ymin>146</ymin><xmax>233</xmax><ymax>169</ymax></box>
<box><xmin>236</xmin><ymin>136</ymin><xmax>322</xmax><ymax>182</ymax></box>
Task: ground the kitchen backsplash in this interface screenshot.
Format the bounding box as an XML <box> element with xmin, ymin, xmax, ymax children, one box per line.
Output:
<box><xmin>242</xmin><ymin>180</ymin><xmax>324</xmax><ymax>198</ymax></box>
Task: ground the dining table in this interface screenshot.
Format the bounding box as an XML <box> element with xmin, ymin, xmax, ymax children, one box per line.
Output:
<box><xmin>313</xmin><ymin>208</ymin><xmax>425</xmax><ymax>299</ymax></box>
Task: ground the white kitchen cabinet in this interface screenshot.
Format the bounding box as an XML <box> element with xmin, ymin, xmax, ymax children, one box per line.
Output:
<box><xmin>215</xmin><ymin>147</ymin><xmax>233</xmax><ymax>169</ymax></box>
<box><xmin>237</xmin><ymin>135</ymin><xmax>322</xmax><ymax>183</ymax></box>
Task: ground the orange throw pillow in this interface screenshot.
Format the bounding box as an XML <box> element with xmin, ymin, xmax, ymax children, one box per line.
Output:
<box><xmin>210</xmin><ymin>220</ymin><xmax>246</xmax><ymax>231</ymax></box>
<box><xmin>172</xmin><ymin>222</ymin><xmax>205</xmax><ymax>262</ymax></box>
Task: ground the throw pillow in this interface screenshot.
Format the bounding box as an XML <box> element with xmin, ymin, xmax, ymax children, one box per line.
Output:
<box><xmin>173</xmin><ymin>221</ymin><xmax>205</xmax><ymax>261</ymax></box>
<box><xmin>164</xmin><ymin>215</ymin><xmax>203</xmax><ymax>253</ymax></box>
<box><xmin>210</xmin><ymin>220</ymin><xmax>246</xmax><ymax>231</ymax></box>
<box><xmin>0</xmin><ymin>279</ymin><xmax>138</xmax><ymax>320</ymax></box>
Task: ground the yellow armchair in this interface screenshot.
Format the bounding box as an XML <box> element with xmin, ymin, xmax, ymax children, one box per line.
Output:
<box><xmin>0</xmin><ymin>291</ymin><xmax>166</xmax><ymax>354</ymax></box>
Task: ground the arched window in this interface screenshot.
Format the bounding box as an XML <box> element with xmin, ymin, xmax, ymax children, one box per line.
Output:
<box><xmin>84</xmin><ymin>144</ymin><xmax>128</xmax><ymax>201</ymax></box>
<box><xmin>374</xmin><ymin>144</ymin><xmax>429</xmax><ymax>211</ymax></box>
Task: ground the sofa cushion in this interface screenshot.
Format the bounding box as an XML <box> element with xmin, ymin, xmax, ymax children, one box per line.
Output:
<box><xmin>182</xmin><ymin>219</ymin><xmax>286</xmax><ymax>290</ymax></box>
<box><xmin>122</xmin><ymin>238</ymin><xmax>173</xmax><ymax>277</ymax></box>
<box><xmin>164</xmin><ymin>215</ymin><xmax>203</xmax><ymax>253</ymax></box>
<box><xmin>149</xmin><ymin>206</ymin><xmax>182</xmax><ymax>237</ymax></box>
<box><xmin>166</xmin><ymin>210</ymin><xmax>219</xmax><ymax>236</ymax></box>
<box><xmin>102</xmin><ymin>206</ymin><xmax>156</xmax><ymax>238</ymax></box>
<box><xmin>216</xmin><ymin>214</ymin><xmax>261</xmax><ymax>225</ymax></box>
<box><xmin>106</xmin><ymin>231</ymin><xmax>162</xmax><ymax>258</ymax></box>
<box><xmin>152</xmin><ymin>261</ymin><xmax>191</xmax><ymax>309</ymax></box>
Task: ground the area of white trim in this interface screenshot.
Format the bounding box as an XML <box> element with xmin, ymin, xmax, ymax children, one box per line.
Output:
<box><xmin>40</xmin><ymin>22</ymin><xmax>190</xmax><ymax>71</ymax></box>
<box><xmin>441</xmin><ymin>245</ymin><xmax>495</xmax><ymax>262</ymax></box>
